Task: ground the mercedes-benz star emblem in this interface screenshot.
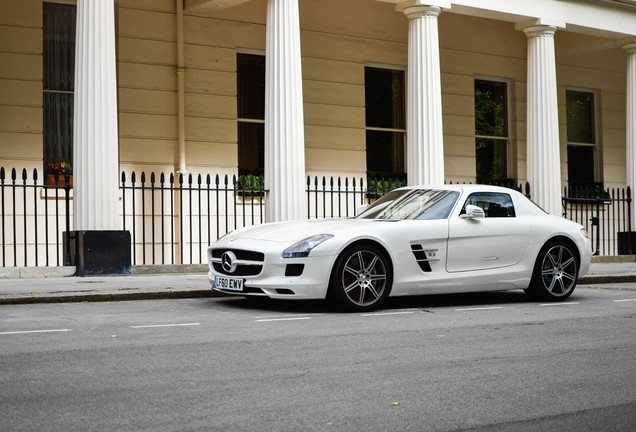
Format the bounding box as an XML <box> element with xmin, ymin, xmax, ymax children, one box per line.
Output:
<box><xmin>221</xmin><ymin>251</ymin><xmax>238</xmax><ymax>273</ymax></box>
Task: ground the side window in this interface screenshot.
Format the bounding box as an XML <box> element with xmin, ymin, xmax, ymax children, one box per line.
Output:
<box><xmin>460</xmin><ymin>192</ymin><xmax>515</xmax><ymax>218</ymax></box>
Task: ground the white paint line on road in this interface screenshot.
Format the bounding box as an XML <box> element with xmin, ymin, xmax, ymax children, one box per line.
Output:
<box><xmin>256</xmin><ymin>317</ymin><xmax>312</xmax><ymax>322</ymax></box>
<box><xmin>613</xmin><ymin>298</ymin><xmax>636</xmax><ymax>303</ymax></box>
<box><xmin>130</xmin><ymin>323</ymin><xmax>200</xmax><ymax>329</ymax></box>
<box><xmin>361</xmin><ymin>311</ymin><xmax>415</xmax><ymax>317</ymax></box>
<box><xmin>455</xmin><ymin>306</ymin><xmax>503</xmax><ymax>311</ymax></box>
<box><xmin>539</xmin><ymin>302</ymin><xmax>579</xmax><ymax>307</ymax></box>
<box><xmin>0</xmin><ymin>329</ymin><xmax>72</xmax><ymax>335</ymax></box>
<box><xmin>254</xmin><ymin>314</ymin><xmax>315</xmax><ymax>319</ymax></box>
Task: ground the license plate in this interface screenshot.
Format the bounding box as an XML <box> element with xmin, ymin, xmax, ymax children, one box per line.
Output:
<box><xmin>214</xmin><ymin>276</ymin><xmax>244</xmax><ymax>292</ymax></box>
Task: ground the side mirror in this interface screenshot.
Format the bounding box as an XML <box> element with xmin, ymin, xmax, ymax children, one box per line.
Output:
<box><xmin>460</xmin><ymin>204</ymin><xmax>485</xmax><ymax>219</ymax></box>
<box><xmin>356</xmin><ymin>204</ymin><xmax>369</xmax><ymax>215</ymax></box>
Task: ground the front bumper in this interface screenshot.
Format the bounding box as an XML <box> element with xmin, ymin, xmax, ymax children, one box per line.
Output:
<box><xmin>208</xmin><ymin>243</ymin><xmax>336</xmax><ymax>300</ymax></box>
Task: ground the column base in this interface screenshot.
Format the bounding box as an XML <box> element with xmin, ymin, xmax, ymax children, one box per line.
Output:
<box><xmin>618</xmin><ymin>232</ymin><xmax>636</xmax><ymax>255</ymax></box>
<box><xmin>64</xmin><ymin>230</ymin><xmax>132</xmax><ymax>276</ymax></box>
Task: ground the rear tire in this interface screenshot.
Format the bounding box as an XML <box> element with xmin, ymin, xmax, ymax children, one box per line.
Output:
<box><xmin>525</xmin><ymin>240</ymin><xmax>578</xmax><ymax>301</ymax></box>
<box><xmin>328</xmin><ymin>244</ymin><xmax>392</xmax><ymax>312</ymax></box>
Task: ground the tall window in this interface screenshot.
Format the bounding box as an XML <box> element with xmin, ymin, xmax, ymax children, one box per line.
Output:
<box><xmin>43</xmin><ymin>2</ymin><xmax>76</xmax><ymax>177</ymax></box>
<box><xmin>237</xmin><ymin>53</ymin><xmax>265</xmax><ymax>175</ymax></box>
<box><xmin>566</xmin><ymin>90</ymin><xmax>596</xmax><ymax>187</ymax></box>
<box><xmin>364</xmin><ymin>67</ymin><xmax>406</xmax><ymax>180</ymax></box>
<box><xmin>474</xmin><ymin>79</ymin><xmax>509</xmax><ymax>184</ymax></box>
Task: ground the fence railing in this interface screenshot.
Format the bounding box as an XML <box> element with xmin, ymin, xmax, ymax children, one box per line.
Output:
<box><xmin>121</xmin><ymin>171</ymin><xmax>267</xmax><ymax>266</ymax></box>
<box><xmin>1</xmin><ymin>167</ymin><xmax>632</xmax><ymax>267</ymax></box>
<box><xmin>0</xmin><ymin>168</ymin><xmax>73</xmax><ymax>268</ymax></box>
<box><xmin>562</xmin><ymin>186</ymin><xmax>632</xmax><ymax>255</ymax></box>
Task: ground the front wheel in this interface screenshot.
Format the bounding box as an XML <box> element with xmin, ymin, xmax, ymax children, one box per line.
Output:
<box><xmin>328</xmin><ymin>244</ymin><xmax>392</xmax><ymax>312</ymax></box>
<box><xmin>525</xmin><ymin>240</ymin><xmax>578</xmax><ymax>301</ymax></box>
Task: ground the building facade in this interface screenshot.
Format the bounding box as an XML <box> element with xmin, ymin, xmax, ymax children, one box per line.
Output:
<box><xmin>1</xmin><ymin>0</ymin><xmax>636</xmax><ymax>228</ymax></box>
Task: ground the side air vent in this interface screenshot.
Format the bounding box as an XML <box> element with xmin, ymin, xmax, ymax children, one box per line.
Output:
<box><xmin>410</xmin><ymin>244</ymin><xmax>440</xmax><ymax>273</ymax></box>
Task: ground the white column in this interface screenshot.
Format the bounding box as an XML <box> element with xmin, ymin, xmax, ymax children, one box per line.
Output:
<box><xmin>520</xmin><ymin>24</ymin><xmax>562</xmax><ymax>216</ymax></box>
<box><xmin>401</xmin><ymin>3</ymin><xmax>446</xmax><ymax>185</ymax></box>
<box><xmin>624</xmin><ymin>42</ymin><xmax>636</xmax><ymax>227</ymax></box>
<box><xmin>264</xmin><ymin>0</ymin><xmax>306</xmax><ymax>222</ymax></box>
<box><xmin>73</xmin><ymin>0</ymin><xmax>120</xmax><ymax>230</ymax></box>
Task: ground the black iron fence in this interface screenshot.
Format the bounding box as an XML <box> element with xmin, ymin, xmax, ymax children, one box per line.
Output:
<box><xmin>1</xmin><ymin>167</ymin><xmax>633</xmax><ymax>267</ymax></box>
<box><xmin>0</xmin><ymin>168</ymin><xmax>72</xmax><ymax>268</ymax></box>
<box><xmin>562</xmin><ymin>186</ymin><xmax>632</xmax><ymax>255</ymax></box>
<box><xmin>121</xmin><ymin>171</ymin><xmax>267</xmax><ymax>266</ymax></box>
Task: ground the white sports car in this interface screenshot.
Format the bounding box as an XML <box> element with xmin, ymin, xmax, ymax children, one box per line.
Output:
<box><xmin>207</xmin><ymin>185</ymin><xmax>592</xmax><ymax>311</ymax></box>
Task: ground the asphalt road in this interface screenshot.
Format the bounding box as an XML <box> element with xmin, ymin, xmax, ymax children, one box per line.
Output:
<box><xmin>1</xmin><ymin>286</ymin><xmax>635</xmax><ymax>432</ymax></box>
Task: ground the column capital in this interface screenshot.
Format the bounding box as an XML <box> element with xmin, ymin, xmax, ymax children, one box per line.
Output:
<box><xmin>623</xmin><ymin>41</ymin><xmax>636</xmax><ymax>55</ymax></box>
<box><xmin>397</xmin><ymin>1</ymin><xmax>449</xmax><ymax>19</ymax></box>
<box><xmin>518</xmin><ymin>24</ymin><xmax>557</xmax><ymax>39</ymax></box>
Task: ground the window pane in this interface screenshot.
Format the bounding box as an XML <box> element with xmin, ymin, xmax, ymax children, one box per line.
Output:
<box><xmin>567</xmin><ymin>145</ymin><xmax>595</xmax><ymax>186</ymax></box>
<box><xmin>238</xmin><ymin>122</ymin><xmax>264</xmax><ymax>170</ymax></box>
<box><xmin>43</xmin><ymin>2</ymin><xmax>76</xmax><ymax>91</ymax></box>
<box><xmin>44</xmin><ymin>92</ymin><xmax>73</xmax><ymax>176</ymax></box>
<box><xmin>365</xmin><ymin>67</ymin><xmax>405</xmax><ymax>129</ymax></box>
<box><xmin>462</xmin><ymin>192</ymin><xmax>515</xmax><ymax>218</ymax></box>
<box><xmin>476</xmin><ymin>138</ymin><xmax>507</xmax><ymax>183</ymax></box>
<box><xmin>237</xmin><ymin>54</ymin><xmax>265</xmax><ymax>120</ymax></box>
<box><xmin>366</xmin><ymin>130</ymin><xmax>405</xmax><ymax>177</ymax></box>
<box><xmin>475</xmin><ymin>80</ymin><xmax>507</xmax><ymax>137</ymax></box>
<box><xmin>566</xmin><ymin>90</ymin><xmax>594</xmax><ymax>143</ymax></box>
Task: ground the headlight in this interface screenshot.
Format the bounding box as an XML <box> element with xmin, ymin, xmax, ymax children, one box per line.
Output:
<box><xmin>581</xmin><ymin>227</ymin><xmax>589</xmax><ymax>239</ymax></box>
<box><xmin>282</xmin><ymin>234</ymin><xmax>334</xmax><ymax>258</ymax></box>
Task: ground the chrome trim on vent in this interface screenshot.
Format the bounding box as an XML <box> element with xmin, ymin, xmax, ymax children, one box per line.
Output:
<box><xmin>411</xmin><ymin>247</ymin><xmax>440</xmax><ymax>262</ymax></box>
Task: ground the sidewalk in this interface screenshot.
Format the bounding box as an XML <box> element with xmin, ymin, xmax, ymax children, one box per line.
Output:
<box><xmin>1</xmin><ymin>258</ymin><xmax>636</xmax><ymax>305</ymax></box>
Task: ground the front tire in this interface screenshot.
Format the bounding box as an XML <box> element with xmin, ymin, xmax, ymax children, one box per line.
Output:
<box><xmin>525</xmin><ymin>240</ymin><xmax>578</xmax><ymax>301</ymax></box>
<box><xmin>329</xmin><ymin>244</ymin><xmax>392</xmax><ymax>312</ymax></box>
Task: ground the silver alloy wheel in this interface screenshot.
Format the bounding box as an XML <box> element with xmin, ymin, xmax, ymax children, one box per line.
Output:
<box><xmin>341</xmin><ymin>250</ymin><xmax>387</xmax><ymax>307</ymax></box>
<box><xmin>540</xmin><ymin>245</ymin><xmax>577</xmax><ymax>296</ymax></box>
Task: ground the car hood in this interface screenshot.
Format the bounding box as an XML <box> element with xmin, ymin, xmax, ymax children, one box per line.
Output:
<box><xmin>227</xmin><ymin>218</ymin><xmax>380</xmax><ymax>243</ymax></box>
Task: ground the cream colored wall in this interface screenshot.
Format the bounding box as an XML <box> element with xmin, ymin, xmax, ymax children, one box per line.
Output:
<box><xmin>0</xmin><ymin>0</ymin><xmax>43</xmax><ymax>175</ymax></box>
<box><xmin>117</xmin><ymin>0</ymin><xmax>180</xmax><ymax>178</ymax></box>
<box><xmin>0</xmin><ymin>0</ymin><xmax>629</xmax><ymax>190</ymax></box>
<box><xmin>439</xmin><ymin>13</ymin><xmax>527</xmax><ymax>184</ymax></box>
<box><xmin>555</xmin><ymin>31</ymin><xmax>627</xmax><ymax>190</ymax></box>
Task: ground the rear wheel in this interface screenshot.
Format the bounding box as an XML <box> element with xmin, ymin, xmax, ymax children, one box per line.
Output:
<box><xmin>329</xmin><ymin>244</ymin><xmax>392</xmax><ymax>312</ymax></box>
<box><xmin>525</xmin><ymin>240</ymin><xmax>578</xmax><ymax>301</ymax></box>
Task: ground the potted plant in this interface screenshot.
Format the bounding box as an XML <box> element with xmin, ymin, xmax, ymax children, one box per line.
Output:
<box><xmin>47</xmin><ymin>158</ymin><xmax>73</xmax><ymax>186</ymax></box>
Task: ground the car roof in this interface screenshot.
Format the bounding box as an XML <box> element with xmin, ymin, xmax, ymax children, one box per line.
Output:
<box><xmin>398</xmin><ymin>184</ymin><xmax>522</xmax><ymax>195</ymax></box>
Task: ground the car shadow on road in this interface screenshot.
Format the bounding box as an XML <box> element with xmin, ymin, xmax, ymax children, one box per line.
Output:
<box><xmin>204</xmin><ymin>289</ymin><xmax>536</xmax><ymax>314</ymax></box>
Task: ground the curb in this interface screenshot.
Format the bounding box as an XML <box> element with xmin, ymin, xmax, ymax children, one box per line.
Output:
<box><xmin>0</xmin><ymin>288</ymin><xmax>221</xmax><ymax>305</ymax></box>
<box><xmin>1</xmin><ymin>274</ymin><xmax>635</xmax><ymax>306</ymax></box>
<box><xmin>578</xmin><ymin>273</ymin><xmax>636</xmax><ymax>285</ymax></box>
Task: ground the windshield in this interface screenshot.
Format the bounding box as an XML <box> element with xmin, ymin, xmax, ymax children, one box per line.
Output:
<box><xmin>356</xmin><ymin>189</ymin><xmax>460</xmax><ymax>220</ymax></box>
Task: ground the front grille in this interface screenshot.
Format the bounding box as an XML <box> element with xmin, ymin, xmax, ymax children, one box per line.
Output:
<box><xmin>211</xmin><ymin>248</ymin><xmax>264</xmax><ymax>276</ymax></box>
<box><xmin>213</xmin><ymin>263</ymin><xmax>262</xmax><ymax>276</ymax></box>
<box><xmin>211</xmin><ymin>249</ymin><xmax>264</xmax><ymax>261</ymax></box>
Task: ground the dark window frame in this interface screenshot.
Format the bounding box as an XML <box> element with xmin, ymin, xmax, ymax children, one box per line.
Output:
<box><xmin>566</xmin><ymin>89</ymin><xmax>598</xmax><ymax>188</ymax></box>
<box><xmin>43</xmin><ymin>2</ymin><xmax>76</xmax><ymax>178</ymax></box>
<box><xmin>237</xmin><ymin>52</ymin><xmax>266</xmax><ymax>175</ymax></box>
<box><xmin>364</xmin><ymin>65</ymin><xmax>406</xmax><ymax>181</ymax></box>
<box><xmin>474</xmin><ymin>78</ymin><xmax>511</xmax><ymax>184</ymax></box>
